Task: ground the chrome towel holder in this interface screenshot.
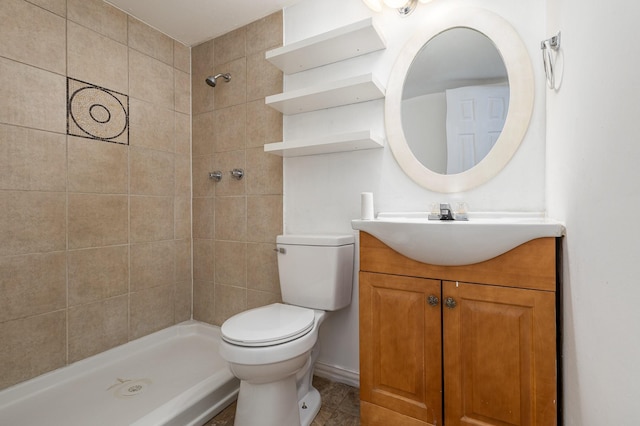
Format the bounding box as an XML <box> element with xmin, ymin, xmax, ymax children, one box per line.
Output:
<box><xmin>541</xmin><ymin>31</ymin><xmax>561</xmax><ymax>90</ymax></box>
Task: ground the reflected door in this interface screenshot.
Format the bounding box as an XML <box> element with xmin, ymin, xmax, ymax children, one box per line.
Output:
<box><xmin>445</xmin><ymin>85</ymin><xmax>509</xmax><ymax>174</ymax></box>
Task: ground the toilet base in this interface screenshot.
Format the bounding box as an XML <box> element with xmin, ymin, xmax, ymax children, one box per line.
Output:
<box><xmin>298</xmin><ymin>386</ymin><xmax>321</xmax><ymax>426</ymax></box>
<box><xmin>234</xmin><ymin>374</ymin><xmax>300</xmax><ymax>426</ymax></box>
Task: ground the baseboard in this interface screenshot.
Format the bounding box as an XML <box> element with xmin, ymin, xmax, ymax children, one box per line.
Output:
<box><xmin>313</xmin><ymin>362</ymin><xmax>360</xmax><ymax>388</ymax></box>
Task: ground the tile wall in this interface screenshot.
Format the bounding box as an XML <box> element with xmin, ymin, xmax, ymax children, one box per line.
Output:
<box><xmin>0</xmin><ymin>0</ymin><xmax>192</xmax><ymax>390</ymax></box>
<box><xmin>191</xmin><ymin>12</ymin><xmax>284</xmax><ymax>325</ymax></box>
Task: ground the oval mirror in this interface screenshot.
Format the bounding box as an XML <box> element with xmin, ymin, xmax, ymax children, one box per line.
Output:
<box><xmin>386</xmin><ymin>7</ymin><xmax>534</xmax><ymax>192</ymax></box>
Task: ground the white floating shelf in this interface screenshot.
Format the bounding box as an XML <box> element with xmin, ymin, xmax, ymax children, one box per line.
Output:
<box><xmin>264</xmin><ymin>130</ymin><xmax>384</xmax><ymax>157</ymax></box>
<box><xmin>266</xmin><ymin>18</ymin><xmax>386</xmax><ymax>74</ymax></box>
<box><xmin>265</xmin><ymin>73</ymin><xmax>385</xmax><ymax>115</ymax></box>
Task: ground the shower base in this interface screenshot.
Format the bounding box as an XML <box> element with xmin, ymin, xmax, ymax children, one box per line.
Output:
<box><xmin>0</xmin><ymin>320</ymin><xmax>239</xmax><ymax>426</ymax></box>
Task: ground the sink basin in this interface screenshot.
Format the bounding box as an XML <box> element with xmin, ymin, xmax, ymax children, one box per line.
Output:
<box><xmin>351</xmin><ymin>212</ymin><xmax>565</xmax><ymax>266</ymax></box>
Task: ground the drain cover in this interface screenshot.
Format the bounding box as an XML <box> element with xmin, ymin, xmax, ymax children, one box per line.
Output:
<box><xmin>108</xmin><ymin>378</ymin><xmax>152</xmax><ymax>399</ymax></box>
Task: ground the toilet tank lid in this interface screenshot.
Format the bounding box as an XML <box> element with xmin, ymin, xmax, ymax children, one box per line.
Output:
<box><xmin>276</xmin><ymin>234</ymin><xmax>354</xmax><ymax>246</ymax></box>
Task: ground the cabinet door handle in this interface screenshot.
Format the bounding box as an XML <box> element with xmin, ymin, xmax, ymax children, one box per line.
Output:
<box><xmin>444</xmin><ymin>297</ymin><xmax>457</xmax><ymax>309</ymax></box>
<box><xmin>427</xmin><ymin>295</ymin><xmax>439</xmax><ymax>306</ymax></box>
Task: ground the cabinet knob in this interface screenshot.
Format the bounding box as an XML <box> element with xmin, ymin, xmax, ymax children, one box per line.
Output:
<box><xmin>427</xmin><ymin>295</ymin><xmax>439</xmax><ymax>306</ymax></box>
<box><xmin>445</xmin><ymin>297</ymin><xmax>457</xmax><ymax>309</ymax></box>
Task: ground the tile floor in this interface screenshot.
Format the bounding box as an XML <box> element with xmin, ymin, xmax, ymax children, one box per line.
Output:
<box><xmin>204</xmin><ymin>376</ymin><xmax>360</xmax><ymax>425</ymax></box>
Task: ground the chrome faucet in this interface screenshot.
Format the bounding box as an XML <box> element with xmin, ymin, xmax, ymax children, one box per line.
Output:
<box><xmin>427</xmin><ymin>202</ymin><xmax>468</xmax><ymax>221</ymax></box>
<box><xmin>439</xmin><ymin>203</ymin><xmax>455</xmax><ymax>221</ymax></box>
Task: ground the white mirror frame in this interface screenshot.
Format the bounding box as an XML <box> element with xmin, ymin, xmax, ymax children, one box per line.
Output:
<box><xmin>386</xmin><ymin>6</ymin><xmax>534</xmax><ymax>193</ymax></box>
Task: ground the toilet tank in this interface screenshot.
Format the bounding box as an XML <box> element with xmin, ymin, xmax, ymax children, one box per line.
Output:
<box><xmin>276</xmin><ymin>234</ymin><xmax>355</xmax><ymax>311</ymax></box>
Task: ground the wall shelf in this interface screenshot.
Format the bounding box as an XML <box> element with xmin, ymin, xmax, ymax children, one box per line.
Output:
<box><xmin>265</xmin><ymin>73</ymin><xmax>385</xmax><ymax>115</ymax></box>
<box><xmin>266</xmin><ymin>18</ymin><xmax>386</xmax><ymax>74</ymax></box>
<box><xmin>264</xmin><ymin>130</ymin><xmax>384</xmax><ymax>157</ymax></box>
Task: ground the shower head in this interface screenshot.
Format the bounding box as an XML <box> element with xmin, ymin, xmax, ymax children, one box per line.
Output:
<box><xmin>205</xmin><ymin>73</ymin><xmax>231</xmax><ymax>87</ymax></box>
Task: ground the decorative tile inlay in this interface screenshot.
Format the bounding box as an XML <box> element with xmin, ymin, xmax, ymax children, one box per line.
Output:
<box><xmin>67</xmin><ymin>77</ymin><xmax>129</xmax><ymax>145</ymax></box>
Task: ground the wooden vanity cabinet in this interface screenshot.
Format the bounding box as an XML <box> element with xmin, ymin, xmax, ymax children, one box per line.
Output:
<box><xmin>359</xmin><ymin>232</ymin><xmax>558</xmax><ymax>426</ymax></box>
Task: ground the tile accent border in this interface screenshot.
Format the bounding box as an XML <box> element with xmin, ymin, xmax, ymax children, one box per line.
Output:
<box><xmin>67</xmin><ymin>77</ymin><xmax>129</xmax><ymax>145</ymax></box>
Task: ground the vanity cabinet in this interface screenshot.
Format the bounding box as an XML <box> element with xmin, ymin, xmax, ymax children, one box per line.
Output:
<box><xmin>359</xmin><ymin>232</ymin><xmax>558</xmax><ymax>426</ymax></box>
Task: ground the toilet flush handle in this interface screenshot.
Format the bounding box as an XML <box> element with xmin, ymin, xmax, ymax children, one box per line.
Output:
<box><xmin>273</xmin><ymin>247</ymin><xmax>286</xmax><ymax>254</ymax></box>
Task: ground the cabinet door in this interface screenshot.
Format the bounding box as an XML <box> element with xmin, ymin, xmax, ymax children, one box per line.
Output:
<box><xmin>443</xmin><ymin>281</ymin><xmax>557</xmax><ymax>426</ymax></box>
<box><xmin>360</xmin><ymin>272</ymin><xmax>443</xmax><ymax>425</ymax></box>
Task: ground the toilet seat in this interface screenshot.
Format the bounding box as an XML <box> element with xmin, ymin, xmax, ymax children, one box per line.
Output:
<box><xmin>221</xmin><ymin>303</ymin><xmax>315</xmax><ymax>347</ymax></box>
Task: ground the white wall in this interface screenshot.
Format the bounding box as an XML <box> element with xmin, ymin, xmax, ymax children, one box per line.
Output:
<box><xmin>546</xmin><ymin>0</ymin><xmax>640</xmax><ymax>424</ymax></box>
<box><xmin>281</xmin><ymin>0</ymin><xmax>547</xmax><ymax>378</ymax></box>
<box><xmin>403</xmin><ymin>93</ymin><xmax>447</xmax><ymax>174</ymax></box>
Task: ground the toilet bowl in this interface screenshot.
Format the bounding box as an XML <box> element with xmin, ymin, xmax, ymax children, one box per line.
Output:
<box><xmin>220</xmin><ymin>304</ymin><xmax>326</xmax><ymax>426</ymax></box>
<box><xmin>218</xmin><ymin>234</ymin><xmax>354</xmax><ymax>426</ymax></box>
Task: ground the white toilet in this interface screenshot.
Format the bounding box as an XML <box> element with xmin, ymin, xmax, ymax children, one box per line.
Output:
<box><xmin>219</xmin><ymin>234</ymin><xmax>355</xmax><ymax>426</ymax></box>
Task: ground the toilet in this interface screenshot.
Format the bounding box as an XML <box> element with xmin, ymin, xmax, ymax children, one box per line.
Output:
<box><xmin>219</xmin><ymin>234</ymin><xmax>355</xmax><ymax>426</ymax></box>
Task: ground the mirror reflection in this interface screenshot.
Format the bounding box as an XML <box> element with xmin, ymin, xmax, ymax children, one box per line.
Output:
<box><xmin>401</xmin><ymin>28</ymin><xmax>509</xmax><ymax>175</ymax></box>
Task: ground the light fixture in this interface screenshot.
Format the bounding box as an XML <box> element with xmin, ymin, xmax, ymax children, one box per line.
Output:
<box><xmin>363</xmin><ymin>0</ymin><xmax>431</xmax><ymax>16</ymax></box>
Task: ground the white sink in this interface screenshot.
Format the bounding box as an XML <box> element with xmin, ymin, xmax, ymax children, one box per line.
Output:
<box><xmin>351</xmin><ymin>212</ymin><xmax>565</xmax><ymax>266</ymax></box>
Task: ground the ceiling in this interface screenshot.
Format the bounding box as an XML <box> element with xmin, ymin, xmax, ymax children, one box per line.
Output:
<box><xmin>104</xmin><ymin>0</ymin><xmax>301</xmax><ymax>46</ymax></box>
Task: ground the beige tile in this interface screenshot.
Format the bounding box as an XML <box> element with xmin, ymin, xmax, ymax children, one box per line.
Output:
<box><xmin>174</xmin><ymin>41</ymin><xmax>191</xmax><ymax>73</ymax></box>
<box><xmin>0</xmin><ymin>312</ymin><xmax>66</xmax><ymax>390</ymax></box>
<box><xmin>175</xmin><ymin>70</ymin><xmax>191</xmax><ymax>115</ymax></box>
<box><xmin>130</xmin><ymin>147</ymin><xmax>175</xmax><ymax>196</ymax></box>
<box><xmin>131</xmin><ymin>241</ymin><xmax>176</xmax><ymax>291</ymax></box>
<box><xmin>247</xmin><ymin>243</ymin><xmax>280</xmax><ymax>293</ymax></box>
<box><xmin>68</xmin><ymin>296</ymin><xmax>128</xmax><ymax>363</ymax></box>
<box><xmin>68</xmin><ymin>194</ymin><xmax>128</xmax><ymax>249</ymax></box>
<box><xmin>67</xmin><ymin>0</ymin><xmax>127</xmax><ymax>44</ymax></box>
<box><xmin>193</xmin><ymin>239</ymin><xmax>215</xmax><ymax>282</ymax></box>
<box><xmin>193</xmin><ymin>197</ymin><xmax>215</xmax><ymax>239</ymax></box>
<box><xmin>130</xmin><ymin>284</ymin><xmax>175</xmax><ymax>339</ymax></box>
<box><xmin>214</xmin><ymin>241</ymin><xmax>246</xmax><ymax>287</ymax></box>
<box><xmin>212</xmin><ymin>150</ymin><xmax>246</xmax><ymax>196</ymax></box>
<box><xmin>174</xmin><ymin>195</ymin><xmax>192</xmax><ymax>240</ymax></box>
<box><xmin>26</xmin><ymin>0</ymin><xmax>65</xmax><ymax>16</ymax></box>
<box><xmin>0</xmin><ymin>252</ymin><xmax>66</xmax><ymax>323</ymax></box>
<box><xmin>192</xmin><ymin>156</ymin><xmax>215</xmax><ymax>197</ymax></box>
<box><xmin>215</xmin><ymin>196</ymin><xmax>247</xmax><ymax>241</ymax></box>
<box><xmin>192</xmin><ymin>111</ymin><xmax>216</xmax><ymax>157</ymax></box>
<box><xmin>175</xmin><ymin>239</ymin><xmax>192</xmax><ymax>283</ymax></box>
<box><xmin>175</xmin><ymin>280</ymin><xmax>192</xmax><ymax>323</ymax></box>
<box><xmin>0</xmin><ymin>124</ymin><xmax>66</xmax><ymax>192</ymax></box>
<box><xmin>214</xmin><ymin>28</ymin><xmax>246</xmax><ymax>66</ymax></box>
<box><xmin>130</xmin><ymin>196</ymin><xmax>174</xmax><ymax>243</ymax></box>
<box><xmin>246</xmin><ymin>99</ymin><xmax>283</xmax><ymax>148</ymax></box>
<box><xmin>0</xmin><ymin>57</ymin><xmax>66</xmax><ymax>133</ymax></box>
<box><xmin>129</xmin><ymin>49</ymin><xmax>174</xmax><ymax>109</ymax></box>
<box><xmin>68</xmin><ymin>136</ymin><xmax>128</xmax><ymax>194</ymax></box>
<box><xmin>0</xmin><ymin>191</ymin><xmax>66</xmax><ymax>256</ymax></box>
<box><xmin>67</xmin><ymin>21</ymin><xmax>128</xmax><ymax>94</ymax></box>
<box><xmin>247</xmin><ymin>290</ymin><xmax>281</xmax><ymax>310</ymax></box>
<box><xmin>214</xmin><ymin>284</ymin><xmax>246</xmax><ymax>325</ymax></box>
<box><xmin>247</xmin><ymin>195</ymin><xmax>282</xmax><ymax>243</ymax></box>
<box><xmin>175</xmin><ymin>112</ymin><xmax>191</xmax><ymax>156</ymax></box>
<box><xmin>247</xmin><ymin>52</ymin><xmax>282</xmax><ymax>102</ymax></box>
<box><xmin>0</xmin><ymin>0</ymin><xmax>66</xmax><ymax>74</ymax></box>
<box><xmin>191</xmin><ymin>40</ymin><xmax>214</xmax><ymax>81</ymax></box>
<box><xmin>193</xmin><ymin>279</ymin><xmax>215</xmax><ymax>324</ymax></box>
<box><xmin>129</xmin><ymin>99</ymin><xmax>175</xmax><ymax>152</ymax></box>
<box><xmin>246</xmin><ymin>11</ymin><xmax>283</xmax><ymax>54</ymax></box>
<box><xmin>214</xmin><ymin>104</ymin><xmax>246</xmax><ymax>152</ymax></box>
<box><xmin>68</xmin><ymin>246</ymin><xmax>129</xmax><ymax>306</ymax></box>
<box><xmin>175</xmin><ymin>156</ymin><xmax>191</xmax><ymax>196</ymax></box>
<box><xmin>214</xmin><ymin>57</ymin><xmax>247</xmax><ymax>110</ymax></box>
<box><xmin>246</xmin><ymin>147</ymin><xmax>282</xmax><ymax>195</ymax></box>
<box><xmin>128</xmin><ymin>16</ymin><xmax>174</xmax><ymax>65</ymax></box>
<box><xmin>191</xmin><ymin>40</ymin><xmax>215</xmax><ymax>115</ymax></box>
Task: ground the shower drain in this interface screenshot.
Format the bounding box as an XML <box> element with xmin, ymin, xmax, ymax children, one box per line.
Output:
<box><xmin>107</xmin><ymin>378</ymin><xmax>152</xmax><ymax>399</ymax></box>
